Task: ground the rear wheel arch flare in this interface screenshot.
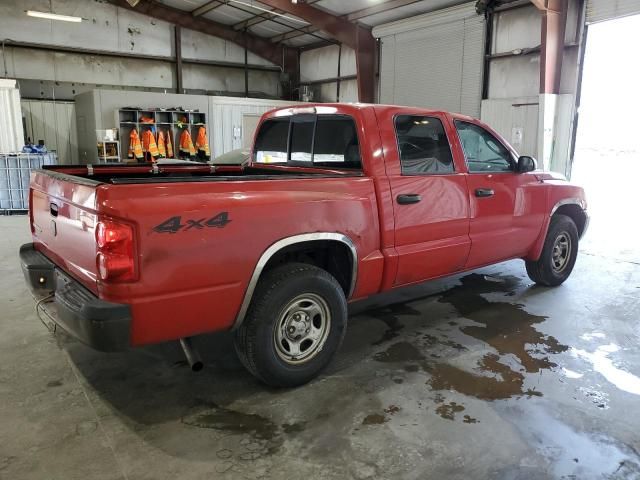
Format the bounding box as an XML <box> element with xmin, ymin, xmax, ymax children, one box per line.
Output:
<box><xmin>233</xmin><ymin>233</ymin><xmax>357</xmax><ymax>330</ymax></box>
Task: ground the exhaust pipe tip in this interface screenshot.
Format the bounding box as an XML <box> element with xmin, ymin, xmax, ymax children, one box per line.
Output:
<box><xmin>179</xmin><ymin>337</ymin><xmax>204</xmax><ymax>373</ymax></box>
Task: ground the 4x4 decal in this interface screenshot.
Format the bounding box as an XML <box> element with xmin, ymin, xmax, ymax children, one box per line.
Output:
<box><xmin>153</xmin><ymin>212</ymin><xmax>231</xmax><ymax>234</ymax></box>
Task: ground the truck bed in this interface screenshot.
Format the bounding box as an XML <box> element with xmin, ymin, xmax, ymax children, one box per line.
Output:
<box><xmin>29</xmin><ymin>162</ymin><xmax>379</xmax><ymax>346</ymax></box>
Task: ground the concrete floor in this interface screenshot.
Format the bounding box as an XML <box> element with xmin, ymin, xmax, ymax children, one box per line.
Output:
<box><xmin>2</xmin><ymin>168</ymin><xmax>640</xmax><ymax>478</ymax></box>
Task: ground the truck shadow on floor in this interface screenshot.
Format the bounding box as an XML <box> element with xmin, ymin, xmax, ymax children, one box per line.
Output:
<box><xmin>62</xmin><ymin>261</ymin><xmax>565</xmax><ymax>459</ymax></box>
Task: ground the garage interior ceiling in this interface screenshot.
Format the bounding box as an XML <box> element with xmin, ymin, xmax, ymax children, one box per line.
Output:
<box><xmin>156</xmin><ymin>0</ymin><xmax>469</xmax><ymax>48</ymax></box>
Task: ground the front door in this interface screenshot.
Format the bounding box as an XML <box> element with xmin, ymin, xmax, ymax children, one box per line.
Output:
<box><xmin>379</xmin><ymin>111</ymin><xmax>471</xmax><ymax>287</ymax></box>
<box><xmin>453</xmin><ymin>120</ymin><xmax>546</xmax><ymax>268</ymax></box>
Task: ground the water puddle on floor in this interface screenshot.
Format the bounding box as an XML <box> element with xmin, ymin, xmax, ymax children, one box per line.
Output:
<box><xmin>182</xmin><ymin>404</ymin><xmax>279</xmax><ymax>440</ymax></box>
<box><xmin>372</xmin><ymin>273</ymin><xmax>566</xmax><ymax>417</ymax></box>
<box><xmin>572</xmin><ymin>343</ymin><xmax>640</xmax><ymax>395</ymax></box>
<box><xmin>368</xmin><ymin>304</ymin><xmax>422</xmax><ymax>346</ymax></box>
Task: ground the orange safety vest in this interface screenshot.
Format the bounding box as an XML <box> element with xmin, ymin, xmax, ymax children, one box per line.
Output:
<box><xmin>195</xmin><ymin>126</ymin><xmax>210</xmax><ymax>158</ymax></box>
<box><xmin>142</xmin><ymin>128</ymin><xmax>159</xmax><ymax>161</ymax></box>
<box><xmin>128</xmin><ymin>128</ymin><xmax>143</xmax><ymax>160</ymax></box>
<box><xmin>179</xmin><ymin>129</ymin><xmax>196</xmax><ymax>157</ymax></box>
<box><xmin>157</xmin><ymin>130</ymin><xmax>167</xmax><ymax>158</ymax></box>
<box><xmin>166</xmin><ymin>130</ymin><xmax>174</xmax><ymax>158</ymax></box>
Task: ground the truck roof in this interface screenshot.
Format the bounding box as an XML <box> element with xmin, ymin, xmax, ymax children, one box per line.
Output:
<box><xmin>264</xmin><ymin>102</ymin><xmax>478</xmax><ymax>123</ymax></box>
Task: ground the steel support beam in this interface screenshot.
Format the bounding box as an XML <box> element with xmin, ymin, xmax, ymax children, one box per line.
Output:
<box><xmin>175</xmin><ymin>26</ymin><xmax>183</xmax><ymax>93</ymax></box>
<box><xmin>270</xmin><ymin>0</ymin><xmax>421</xmax><ymax>44</ymax></box>
<box><xmin>257</xmin><ymin>0</ymin><xmax>377</xmax><ymax>102</ymax></box>
<box><xmin>192</xmin><ymin>1</ymin><xmax>224</xmax><ymax>17</ymax></box>
<box><xmin>232</xmin><ymin>0</ymin><xmax>321</xmax><ymax>30</ymax></box>
<box><xmin>106</xmin><ymin>0</ymin><xmax>300</xmax><ymax>99</ymax></box>
<box><xmin>535</xmin><ymin>0</ymin><xmax>568</xmax><ymax>93</ymax></box>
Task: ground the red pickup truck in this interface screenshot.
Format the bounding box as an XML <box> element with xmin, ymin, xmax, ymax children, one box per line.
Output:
<box><xmin>20</xmin><ymin>103</ymin><xmax>588</xmax><ymax>387</ymax></box>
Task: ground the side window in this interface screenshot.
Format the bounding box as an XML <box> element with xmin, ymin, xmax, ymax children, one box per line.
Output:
<box><xmin>394</xmin><ymin>115</ymin><xmax>454</xmax><ymax>175</ymax></box>
<box><xmin>313</xmin><ymin>116</ymin><xmax>361</xmax><ymax>169</ymax></box>
<box><xmin>254</xmin><ymin>119</ymin><xmax>288</xmax><ymax>164</ymax></box>
<box><xmin>454</xmin><ymin>121</ymin><xmax>513</xmax><ymax>173</ymax></box>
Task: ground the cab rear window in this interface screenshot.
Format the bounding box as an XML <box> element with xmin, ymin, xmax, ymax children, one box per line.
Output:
<box><xmin>254</xmin><ymin>114</ymin><xmax>361</xmax><ymax>170</ymax></box>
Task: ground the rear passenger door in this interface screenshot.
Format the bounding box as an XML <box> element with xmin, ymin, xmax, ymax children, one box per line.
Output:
<box><xmin>379</xmin><ymin>111</ymin><xmax>471</xmax><ymax>286</ymax></box>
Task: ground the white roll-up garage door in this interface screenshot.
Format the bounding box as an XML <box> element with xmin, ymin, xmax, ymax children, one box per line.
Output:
<box><xmin>373</xmin><ymin>2</ymin><xmax>485</xmax><ymax>117</ymax></box>
<box><xmin>586</xmin><ymin>0</ymin><xmax>640</xmax><ymax>23</ymax></box>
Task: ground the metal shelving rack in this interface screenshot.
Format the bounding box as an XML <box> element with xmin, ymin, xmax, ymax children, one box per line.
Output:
<box><xmin>97</xmin><ymin>140</ymin><xmax>121</xmax><ymax>163</ymax></box>
<box><xmin>116</xmin><ymin>109</ymin><xmax>208</xmax><ymax>161</ymax></box>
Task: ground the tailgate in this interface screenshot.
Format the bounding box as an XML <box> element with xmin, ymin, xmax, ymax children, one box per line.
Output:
<box><xmin>30</xmin><ymin>170</ymin><xmax>100</xmax><ymax>294</ymax></box>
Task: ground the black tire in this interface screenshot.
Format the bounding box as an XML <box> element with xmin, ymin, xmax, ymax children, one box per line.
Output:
<box><xmin>234</xmin><ymin>262</ymin><xmax>348</xmax><ymax>387</ymax></box>
<box><xmin>525</xmin><ymin>214</ymin><xmax>579</xmax><ymax>286</ymax></box>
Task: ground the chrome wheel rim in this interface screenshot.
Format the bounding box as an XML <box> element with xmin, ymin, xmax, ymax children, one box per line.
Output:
<box><xmin>551</xmin><ymin>231</ymin><xmax>572</xmax><ymax>273</ymax></box>
<box><xmin>274</xmin><ymin>293</ymin><xmax>331</xmax><ymax>365</ymax></box>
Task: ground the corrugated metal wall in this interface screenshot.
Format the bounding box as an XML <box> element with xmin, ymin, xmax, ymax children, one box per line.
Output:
<box><xmin>586</xmin><ymin>0</ymin><xmax>640</xmax><ymax>23</ymax></box>
<box><xmin>21</xmin><ymin>100</ymin><xmax>78</xmax><ymax>164</ymax></box>
<box><xmin>0</xmin><ymin>0</ymin><xmax>279</xmax><ymax>100</ymax></box>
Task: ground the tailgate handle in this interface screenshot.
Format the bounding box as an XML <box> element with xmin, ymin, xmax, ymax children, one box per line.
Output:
<box><xmin>50</xmin><ymin>203</ymin><xmax>59</xmax><ymax>217</ymax></box>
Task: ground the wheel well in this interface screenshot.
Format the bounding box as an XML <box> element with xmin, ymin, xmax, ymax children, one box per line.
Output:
<box><xmin>262</xmin><ymin>240</ymin><xmax>354</xmax><ymax>296</ymax></box>
<box><xmin>554</xmin><ymin>204</ymin><xmax>587</xmax><ymax>236</ymax></box>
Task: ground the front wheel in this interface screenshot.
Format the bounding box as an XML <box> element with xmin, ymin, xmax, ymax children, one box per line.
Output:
<box><xmin>525</xmin><ymin>214</ymin><xmax>579</xmax><ymax>286</ymax></box>
<box><xmin>234</xmin><ymin>263</ymin><xmax>348</xmax><ymax>387</ymax></box>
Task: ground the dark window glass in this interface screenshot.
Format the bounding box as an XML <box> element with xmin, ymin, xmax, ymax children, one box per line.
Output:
<box><xmin>254</xmin><ymin>119</ymin><xmax>288</xmax><ymax>164</ymax></box>
<box><xmin>253</xmin><ymin>114</ymin><xmax>362</xmax><ymax>170</ymax></box>
<box><xmin>313</xmin><ymin>116</ymin><xmax>361</xmax><ymax>169</ymax></box>
<box><xmin>290</xmin><ymin>117</ymin><xmax>314</xmax><ymax>163</ymax></box>
<box><xmin>454</xmin><ymin>121</ymin><xmax>513</xmax><ymax>173</ymax></box>
<box><xmin>394</xmin><ymin>115</ymin><xmax>454</xmax><ymax>175</ymax></box>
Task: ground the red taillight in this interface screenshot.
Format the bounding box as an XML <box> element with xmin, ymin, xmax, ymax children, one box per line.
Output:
<box><xmin>95</xmin><ymin>219</ymin><xmax>135</xmax><ymax>282</ymax></box>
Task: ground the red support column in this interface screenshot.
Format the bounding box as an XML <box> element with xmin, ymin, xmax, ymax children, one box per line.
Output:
<box><xmin>537</xmin><ymin>0</ymin><xmax>568</xmax><ymax>94</ymax></box>
<box><xmin>259</xmin><ymin>0</ymin><xmax>378</xmax><ymax>103</ymax></box>
<box><xmin>356</xmin><ymin>27</ymin><xmax>377</xmax><ymax>103</ymax></box>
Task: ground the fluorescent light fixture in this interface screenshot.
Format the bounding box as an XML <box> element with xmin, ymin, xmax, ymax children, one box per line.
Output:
<box><xmin>228</xmin><ymin>0</ymin><xmax>308</xmax><ymax>24</ymax></box>
<box><xmin>27</xmin><ymin>10</ymin><xmax>82</xmax><ymax>22</ymax></box>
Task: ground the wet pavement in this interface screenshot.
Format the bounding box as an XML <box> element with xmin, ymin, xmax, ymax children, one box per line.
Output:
<box><xmin>1</xmin><ymin>213</ymin><xmax>640</xmax><ymax>480</ymax></box>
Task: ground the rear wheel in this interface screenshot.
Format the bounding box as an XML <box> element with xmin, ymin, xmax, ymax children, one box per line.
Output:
<box><xmin>526</xmin><ymin>214</ymin><xmax>579</xmax><ymax>286</ymax></box>
<box><xmin>234</xmin><ymin>263</ymin><xmax>348</xmax><ymax>387</ymax></box>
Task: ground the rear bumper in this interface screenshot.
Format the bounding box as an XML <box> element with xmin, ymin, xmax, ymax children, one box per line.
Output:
<box><xmin>19</xmin><ymin>243</ymin><xmax>131</xmax><ymax>352</ymax></box>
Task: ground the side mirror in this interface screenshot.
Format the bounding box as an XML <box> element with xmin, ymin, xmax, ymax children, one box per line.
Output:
<box><xmin>517</xmin><ymin>156</ymin><xmax>537</xmax><ymax>173</ymax></box>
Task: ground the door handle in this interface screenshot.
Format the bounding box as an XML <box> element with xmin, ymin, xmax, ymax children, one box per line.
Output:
<box><xmin>397</xmin><ymin>194</ymin><xmax>422</xmax><ymax>205</ymax></box>
<box><xmin>475</xmin><ymin>188</ymin><xmax>495</xmax><ymax>198</ymax></box>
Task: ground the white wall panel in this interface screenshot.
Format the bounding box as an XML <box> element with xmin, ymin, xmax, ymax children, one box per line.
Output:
<box><xmin>179</xmin><ymin>28</ymin><xmax>275</xmax><ymax>66</ymax></box>
<box><xmin>481</xmin><ymin>97</ymin><xmax>539</xmax><ymax>158</ymax></box>
<box><xmin>300</xmin><ymin>45</ymin><xmax>340</xmax><ymax>82</ymax></box>
<box><xmin>21</xmin><ymin>100</ymin><xmax>79</xmax><ymax>163</ymax></box>
<box><xmin>208</xmin><ymin>97</ymin><xmax>295</xmax><ymax>157</ymax></box>
<box><xmin>340</xmin><ymin>47</ymin><xmax>357</xmax><ymax>77</ymax></box>
<box><xmin>0</xmin><ymin>80</ymin><xmax>24</xmax><ymax>154</ymax></box>
<box><xmin>0</xmin><ymin>0</ymin><xmax>278</xmax><ymax>98</ymax></box>
<box><xmin>0</xmin><ymin>0</ymin><xmax>173</xmax><ymax>57</ymax></box>
<box><xmin>339</xmin><ymin>80</ymin><xmax>359</xmax><ymax>103</ymax></box>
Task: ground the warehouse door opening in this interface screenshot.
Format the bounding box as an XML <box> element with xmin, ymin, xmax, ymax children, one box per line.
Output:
<box><xmin>572</xmin><ymin>14</ymin><xmax>640</xmax><ymax>262</ymax></box>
